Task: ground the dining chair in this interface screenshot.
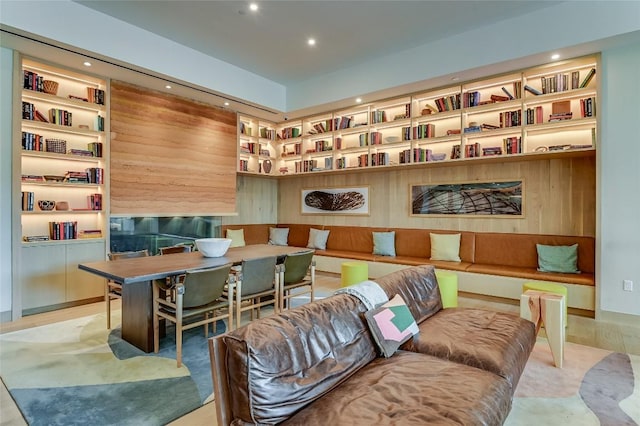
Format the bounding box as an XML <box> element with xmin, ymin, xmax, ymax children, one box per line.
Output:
<box><xmin>233</xmin><ymin>256</ymin><xmax>279</xmax><ymax>329</ymax></box>
<box><xmin>153</xmin><ymin>263</ymin><xmax>233</xmax><ymax>367</ymax></box>
<box><xmin>106</xmin><ymin>249</ymin><xmax>149</xmax><ymax>329</ymax></box>
<box><xmin>279</xmin><ymin>250</ymin><xmax>316</xmax><ymax>311</ymax></box>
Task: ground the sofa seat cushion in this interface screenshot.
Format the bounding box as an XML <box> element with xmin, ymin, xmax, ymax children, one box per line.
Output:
<box><xmin>467</xmin><ymin>263</ymin><xmax>595</xmax><ymax>286</ymax></box>
<box><xmin>402</xmin><ymin>308</ymin><xmax>536</xmax><ymax>392</ymax></box>
<box><xmin>222</xmin><ymin>294</ymin><xmax>376</xmax><ymax>425</ymax></box>
<box><xmin>313</xmin><ymin>249</ymin><xmax>377</xmax><ymax>262</ymax></box>
<box><xmin>282</xmin><ymin>351</ymin><xmax>512</xmax><ymax>426</ymax></box>
<box><xmin>374</xmin><ymin>255</ymin><xmax>472</xmax><ymax>271</ymax></box>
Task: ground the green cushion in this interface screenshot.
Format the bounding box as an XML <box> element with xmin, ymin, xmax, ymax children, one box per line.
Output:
<box><xmin>430</xmin><ymin>233</ymin><xmax>461</xmax><ymax>262</ymax></box>
<box><xmin>373</xmin><ymin>231</ymin><xmax>396</xmax><ymax>257</ymax></box>
<box><xmin>364</xmin><ymin>294</ymin><xmax>419</xmax><ymax>357</ymax></box>
<box><xmin>226</xmin><ymin>228</ymin><xmax>246</xmax><ymax>248</ymax></box>
<box><xmin>536</xmin><ymin>244</ymin><xmax>580</xmax><ymax>274</ymax></box>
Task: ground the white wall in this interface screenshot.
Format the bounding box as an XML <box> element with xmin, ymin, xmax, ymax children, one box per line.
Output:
<box><xmin>598</xmin><ymin>41</ymin><xmax>640</xmax><ymax>318</ymax></box>
<box><xmin>0</xmin><ymin>47</ymin><xmax>14</xmax><ymax>319</ymax></box>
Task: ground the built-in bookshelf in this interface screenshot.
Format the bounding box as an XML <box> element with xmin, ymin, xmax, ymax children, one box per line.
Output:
<box><xmin>17</xmin><ymin>57</ymin><xmax>109</xmax><ymax>311</ymax></box>
<box><xmin>270</xmin><ymin>55</ymin><xmax>598</xmax><ymax>175</ymax></box>
<box><xmin>238</xmin><ymin>115</ymin><xmax>278</xmax><ymax>175</ymax></box>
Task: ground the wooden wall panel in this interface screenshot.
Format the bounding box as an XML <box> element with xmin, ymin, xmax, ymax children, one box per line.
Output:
<box><xmin>222</xmin><ymin>175</ymin><xmax>278</xmax><ymax>225</ymax></box>
<box><xmin>276</xmin><ymin>156</ymin><xmax>596</xmax><ymax>237</ymax></box>
<box><xmin>110</xmin><ymin>81</ymin><xmax>237</xmax><ymax>215</ymax></box>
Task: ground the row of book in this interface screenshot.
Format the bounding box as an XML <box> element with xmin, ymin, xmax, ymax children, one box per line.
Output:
<box><xmin>21</xmin><ymin>192</ymin><xmax>35</xmax><ymax>211</ymax></box>
<box><xmin>21</xmin><ymin>132</ymin><xmax>45</xmax><ymax>151</ymax></box>
<box><xmin>260</xmin><ymin>127</ymin><xmax>276</xmax><ymax>139</ymax></box>
<box><xmin>533</xmin><ymin>68</ymin><xmax>595</xmax><ymax>95</ymax></box>
<box><xmin>433</xmin><ymin>94</ymin><xmax>461</xmax><ymax>112</ymax></box>
<box><xmin>370</xmin><ymin>104</ymin><xmax>411</xmax><ymax>124</ymax></box>
<box><xmin>580</xmin><ymin>97</ymin><xmax>596</xmax><ymax>118</ymax></box>
<box><xmin>49</xmin><ymin>221</ymin><xmax>78</xmax><ymax>240</ymax></box>
<box><xmin>22</xmin><ymin>102</ymin><xmax>48</xmax><ymax>122</ymax></box>
<box><xmin>278</xmin><ymin>126</ymin><xmax>301</xmax><ymax>140</ymax></box>
<box><xmin>409</xmin><ymin>123</ymin><xmax>436</xmax><ymax>140</ymax></box>
<box><xmin>87</xmin><ymin>193</ymin><xmax>103</xmax><ymax>211</ymax></box>
<box><xmin>64</xmin><ymin>168</ymin><xmax>104</xmax><ymax>184</ymax></box>
<box><xmin>499</xmin><ymin>110</ymin><xmax>522</xmax><ymax>127</ymax></box>
<box><xmin>49</xmin><ymin>108</ymin><xmax>73</xmax><ymax>126</ymax></box>
<box><xmin>86</xmin><ymin>87</ymin><xmax>106</xmax><ymax>105</ymax></box>
<box><xmin>23</xmin><ymin>70</ymin><xmax>45</xmax><ymax>92</ymax></box>
<box><xmin>399</xmin><ymin>148</ymin><xmax>435</xmax><ymax>164</ymax></box>
<box><xmin>525</xmin><ymin>106</ymin><xmax>544</xmax><ymax>125</ymax></box>
<box><xmin>313</xmin><ymin>140</ymin><xmax>333</xmax><ymax>152</ymax></box>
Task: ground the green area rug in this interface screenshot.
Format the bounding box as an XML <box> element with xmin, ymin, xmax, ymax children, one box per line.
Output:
<box><xmin>0</xmin><ymin>311</ymin><xmax>220</xmax><ymax>425</ymax></box>
<box><xmin>1</xmin><ymin>310</ymin><xmax>639</xmax><ymax>426</ymax></box>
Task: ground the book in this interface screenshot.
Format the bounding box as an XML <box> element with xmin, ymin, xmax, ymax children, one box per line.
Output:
<box><xmin>579</xmin><ymin>68</ymin><xmax>596</xmax><ymax>88</ymax></box>
<box><xmin>524</xmin><ymin>85</ymin><xmax>542</xmax><ymax>96</ymax></box>
<box><xmin>501</xmin><ymin>87</ymin><xmax>515</xmax><ymax>100</ymax></box>
<box><xmin>490</xmin><ymin>94</ymin><xmax>510</xmax><ymax>102</ymax></box>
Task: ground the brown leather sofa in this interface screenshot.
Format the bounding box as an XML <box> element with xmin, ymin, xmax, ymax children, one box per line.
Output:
<box><xmin>209</xmin><ymin>265</ymin><xmax>536</xmax><ymax>425</ymax></box>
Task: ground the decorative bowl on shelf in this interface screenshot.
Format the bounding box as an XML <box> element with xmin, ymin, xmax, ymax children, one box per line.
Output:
<box><xmin>431</xmin><ymin>153</ymin><xmax>447</xmax><ymax>161</ymax></box>
<box><xmin>43</xmin><ymin>80</ymin><xmax>59</xmax><ymax>95</ymax></box>
<box><xmin>44</xmin><ymin>175</ymin><xmax>65</xmax><ymax>182</ymax></box>
<box><xmin>384</xmin><ymin>136</ymin><xmax>400</xmax><ymax>143</ymax></box>
<box><xmin>195</xmin><ymin>238</ymin><xmax>232</xmax><ymax>258</ymax></box>
<box><xmin>37</xmin><ymin>200</ymin><xmax>56</xmax><ymax>211</ymax></box>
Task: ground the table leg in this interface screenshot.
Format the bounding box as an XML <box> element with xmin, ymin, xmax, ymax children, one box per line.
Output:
<box><xmin>121</xmin><ymin>280</ymin><xmax>154</xmax><ymax>353</ymax></box>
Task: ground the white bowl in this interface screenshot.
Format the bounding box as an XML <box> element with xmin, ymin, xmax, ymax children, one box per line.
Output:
<box><xmin>195</xmin><ymin>238</ymin><xmax>232</xmax><ymax>257</ymax></box>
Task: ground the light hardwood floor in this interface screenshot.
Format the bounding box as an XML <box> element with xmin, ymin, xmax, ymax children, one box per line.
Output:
<box><xmin>1</xmin><ymin>272</ymin><xmax>639</xmax><ymax>425</ymax></box>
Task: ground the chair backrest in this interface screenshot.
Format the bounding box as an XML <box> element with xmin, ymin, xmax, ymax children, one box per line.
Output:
<box><xmin>240</xmin><ymin>256</ymin><xmax>277</xmax><ymax>296</ymax></box>
<box><xmin>108</xmin><ymin>249</ymin><xmax>149</xmax><ymax>261</ymax></box>
<box><xmin>160</xmin><ymin>245</ymin><xmax>192</xmax><ymax>255</ymax></box>
<box><xmin>283</xmin><ymin>250</ymin><xmax>314</xmax><ymax>284</ymax></box>
<box><xmin>182</xmin><ymin>264</ymin><xmax>232</xmax><ymax>308</ymax></box>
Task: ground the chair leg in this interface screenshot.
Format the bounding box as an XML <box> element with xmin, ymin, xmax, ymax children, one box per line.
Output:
<box><xmin>176</xmin><ymin>293</ymin><xmax>183</xmax><ymax>368</ymax></box>
<box><xmin>153</xmin><ymin>283</ymin><xmax>160</xmax><ymax>354</ymax></box>
<box><xmin>105</xmin><ymin>283</ymin><xmax>111</xmax><ymax>330</ymax></box>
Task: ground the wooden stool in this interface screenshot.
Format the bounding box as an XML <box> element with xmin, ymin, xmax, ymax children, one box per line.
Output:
<box><xmin>523</xmin><ymin>281</ymin><xmax>568</xmax><ymax>327</ymax></box>
<box><xmin>520</xmin><ymin>290</ymin><xmax>565</xmax><ymax>368</ymax></box>
<box><xmin>435</xmin><ymin>270</ymin><xmax>458</xmax><ymax>308</ymax></box>
<box><xmin>341</xmin><ymin>261</ymin><xmax>368</xmax><ymax>287</ymax></box>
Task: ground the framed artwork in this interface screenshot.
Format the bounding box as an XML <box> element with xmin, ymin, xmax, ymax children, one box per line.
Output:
<box><xmin>301</xmin><ymin>186</ymin><xmax>369</xmax><ymax>215</ymax></box>
<box><xmin>410</xmin><ymin>180</ymin><xmax>523</xmax><ymax>216</ymax></box>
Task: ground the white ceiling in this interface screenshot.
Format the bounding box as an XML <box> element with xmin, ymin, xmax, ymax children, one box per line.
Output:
<box><xmin>73</xmin><ymin>0</ymin><xmax>556</xmax><ymax>85</ymax></box>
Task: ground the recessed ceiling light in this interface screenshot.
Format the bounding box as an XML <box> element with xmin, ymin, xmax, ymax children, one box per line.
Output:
<box><xmin>307</xmin><ymin>38</ymin><xmax>316</xmax><ymax>47</ymax></box>
<box><xmin>551</xmin><ymin>53</ymin><xmax>560</xmax><ymax>60</ymax></box>
<box><xmin>355</xmin><ymin>98</ymin><xmax>362</xmax><ymax>103</ymax></box>
<box><xmin>249</xmin><ymin>3</ymin><xmax>258</xmax><ymax>12</ymax></box>
<box><xmin>224</xmin><ymin>102</ymin><xmax>230</xmax><ymax>106</ymax></box>
<box><xmin>451</xmin><ymin>76</ymin><xmax>460</xmax><ymax>81</ymax></box>
<box><xmin>83</xmin><ymin>61</ymin><xmax>91</xmax><ymax>67</ymax></box>
<box><xmin>165</xmin><ymin>85</ymin><xmax>172</xmax><ymax>89</ymax></box>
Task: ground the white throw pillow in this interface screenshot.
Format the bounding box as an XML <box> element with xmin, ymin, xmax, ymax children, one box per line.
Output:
<box><xmin>226</xmin><ymin>229</ymin><xmax>246</xmax><ymax>248</ymax></box>
<box><xmin>269</xmin><ymin>227</ymin><xmax>289</xmax><ymax>246</ymax></box>
<box><xmin>430</xmin><ymin>233</ymin><xmax>461</xmax><ymax>262</ymax></box>
<box><xmin>307</xmin><ymin>228</ymin><xmax>330</xmax><ymax>250</ymax></box>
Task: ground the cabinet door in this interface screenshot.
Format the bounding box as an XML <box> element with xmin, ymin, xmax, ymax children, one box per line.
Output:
<box><xmin>21</xmin><ymin>245</ymin><xmax>66</xmax><ymax>310</ymax></box>
<box><xmin>66</xmin><ymin>241</ymin><xmax>106</xmax><ymax>302</ymax></box>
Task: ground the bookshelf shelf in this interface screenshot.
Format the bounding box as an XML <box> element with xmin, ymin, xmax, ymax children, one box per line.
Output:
<box><xmin>16</xmin><ymin>56</ymin><xmax>110</xmax><ymax>312</ymax></box>
<box><xmin>266</xmin><ymin>55</ymin><xmax>598</xmax><ymax>173</ymax></box>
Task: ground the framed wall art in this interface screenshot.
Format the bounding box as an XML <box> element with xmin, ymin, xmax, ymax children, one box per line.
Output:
<box><xmin>410</xmin><ymin>180</ymin><xmax>523</xmax><ymax>217</ymax></box>
<box><xmin>301</xmin><ymin>186</ymin><xmax>369</xmax><ymax>215</ymax></box>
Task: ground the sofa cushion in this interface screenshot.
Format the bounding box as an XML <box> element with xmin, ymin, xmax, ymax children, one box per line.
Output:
<box><xmin>222</xmin><ymin>294</ymin><xmax>376</xmax><ymax>425</ymax></box>
<box><xmin>373</xmin><ymin>231</ymin><xmax>396</xmax><ymax>256</ymax></box>
<box><xmin>365</xmin><ymin>294</ymin><xmax>418</xmax><ymax>357</ymax></box>
<box><xmin>537</xmin><ymin>243</ymin><xmax>580</xmax><ymax>273</ymax></box>
<box><xmin>221</xmin><ymin>224</ymin><xmax>273</xmax><ymax>245</ymax></box>
<box><xmin>307</xmin><ymin>228</ymin><xmax>330</xmax><ymax>250</ymax></box>
<box><xmin>394</xmin><ymin>229</ymin><xmax>476</xmax><ymax>263</ymax></box>
<box><xmin>466</xmin><ymin>263</ymin><xmax>595</xmax><ymax>286</ymax></box>
<box><xmin>430</xmin><ymin>232</ymin><xmax>461</xmax><ymax>261</ymax></box>
<box><xmin>225</xmin><ymin>228</ymin><xmax>245</xmax><ymax>247</ymax></box>
<box><xmin>375</xmin><ymin>265</ymin><xmax>442</xmax><ymax>323</ymax></box>
<box><xmin>474</xmin><ymin>232</ymin><xmax>595</xmax><ymax>274</ymax></box>
<box><xmin>323</xmin><ymin>226</ymin><xmax>387</xmax><ymax>254</ymax></box>
<box><xmin>282</xmin><ymin>351</ymin><xmax>513</xmax><ymax>426</ymax></box>
<box><xmin>401</xmin><ymin>308</ymin><xmax>536</xmax><ymax>393</ymax></box>
<box><xmin>269</xmin><ymin>227</ymin><xmax>289</xmax><ymax>245</ymax></box>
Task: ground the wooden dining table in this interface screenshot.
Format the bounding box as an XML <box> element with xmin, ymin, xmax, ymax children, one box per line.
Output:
<box><xmin>79</xmin><ymin>244</ymin><xmax>311</xmax><ymax>352</ymax></box>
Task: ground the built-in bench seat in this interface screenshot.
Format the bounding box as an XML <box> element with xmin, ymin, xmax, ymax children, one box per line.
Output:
<box><xmin>221</xmin><ymin>223</ymin><xmax>595</xmax><ymax>311</ymax></box>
